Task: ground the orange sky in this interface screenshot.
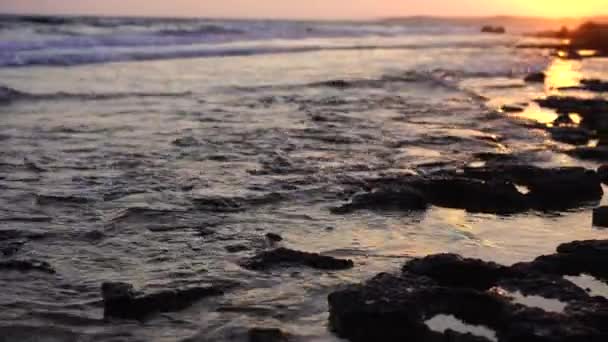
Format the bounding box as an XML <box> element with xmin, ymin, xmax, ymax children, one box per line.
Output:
<box><xmin>1</xmin><ymin>0</ymin><xmax>607</xmax><ymax>19</ymax></box>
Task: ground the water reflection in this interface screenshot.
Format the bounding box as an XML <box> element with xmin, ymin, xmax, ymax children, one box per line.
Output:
<box><xmin>545</xmin><ymin>58</ymin><xmax>583</xmax><ymax>91</ymax></box>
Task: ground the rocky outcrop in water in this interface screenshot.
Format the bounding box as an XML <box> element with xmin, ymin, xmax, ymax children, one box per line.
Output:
<box><xmin>102</xmin><ymin>281</ymin><xmax>235</xmax><ymax>319</ymax></box>
<box><xmin>328</xmin><ymin>239</ymin><xmax>608</xmax><ymax>342</ymax></box>
<box><xmin>241</xmin><ymin>247</ymin><xmax>354</xmax><ymax>271</ymax></box>
<box><xmin>333</xmin><ymin>165</ymin><xmax>602</xmax><ymax>214</ymax></box>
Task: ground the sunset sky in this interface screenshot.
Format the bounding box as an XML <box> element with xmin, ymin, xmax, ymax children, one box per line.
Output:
<box><xmin>1</xmin><ymin>0</ymin><xmax>607</xmax><ymax>19</ymax></box>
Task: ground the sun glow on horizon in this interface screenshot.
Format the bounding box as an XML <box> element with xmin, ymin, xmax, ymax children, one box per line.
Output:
<box><xmin>511</xmin><ymin>0</ymin><xmax>608</xmax><ymax>18</ymax></box>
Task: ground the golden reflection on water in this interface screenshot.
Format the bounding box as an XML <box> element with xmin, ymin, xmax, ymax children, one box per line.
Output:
<box><xmin>545</xmin><ymin>58</ymin><xmax>582</xmax><ymax>91</ymax></box>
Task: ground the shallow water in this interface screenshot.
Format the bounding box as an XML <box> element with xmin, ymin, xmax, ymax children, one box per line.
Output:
<box><xmin>1</xmin><ymin>16</ymin><xmax>608</xmax><ymax>342</ymax></box>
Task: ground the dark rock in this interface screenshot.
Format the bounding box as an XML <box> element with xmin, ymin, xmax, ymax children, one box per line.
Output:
<box><xmin>513</xmin><ymin>239</ymin><xmax>608</xmax><ymax>280</ymax></box>
<box><xmin>319</xmin><ymin>80</ymin><xmax>351</xmax><ymax>89</ymax></box>
<box><xmin>570</xmin><ymin>22</ymin><xmax>608</xmax><ymax>51</ymax></box>
<box><xmin>593</xmin><ymin>207</ymin><xmax>608</xmax><ymax>228</ymax></box>
<box><xmin>500</xmin><ymin>105</ymin><xmax>524</xmax><ymax>113</ymax></box>
<box><xmin>460</xmin><ymin>165</ymin><xmax>603</xmax><ymax>211</ymax></box>
<box><xmin>554</xmin><ymin>114</ymin><xmax>575</xmax><ymax>126</ymax></box>
<box><xmin>524</xmin><ymin>72</ymin><xmax>546</xmax><ymax>83</ymax></box>
<box><xmin>328</xmin><ymin>241</ymin><xmax>608</xmax><ymax>342</ymax></box>
<box><xmin>411</xmin><ymin>177</ymin><xmax>527</xmax><ymax>214</ymax></box>
<box><xmin>481</xmin><ymin>26</ymin><xmax>506</xmax><ymax>34</ymax></box>
<box><xmin>580</xmin><ymin>79</ymin><xmax>608</xmax><ymax>92</ymax></box>
<box><xmin>265</xmin><ymin>233</ymin><xmax>283</xmax><ymax>243</ymax></box>
<box><xmin>248</xmin><ymin>328</ymin><xmax>288</xmax><ymax>342</ymax></box>
<box><xmin>172</xmin><ymin>136</ymin><xmax>200</xmax><ymax>147</ymax></box>
<box><xmin>242</xmin><ymin>247</ymin><xmax>354</xmax><ymax>271</ymax></box>
<box><xmin>225</xmin><ymin>244</ymin><xmax>251</xmax><ymax>253</ymax></box>
<box><xmin>192</xmin><ymin>196</ymin><xmax>243</xmax><ymax>212</ymax></box>
<box><xmin>598</xmin><ymin>165</ymin><xmax>608</xmax><ymax>184</ymax></box>
<box><xmin>102</xmin><ymin>281</ymin><xmax>233</xmax><ymax>319</ymax></box>
<box><xmin>0</xmin><ymin>240</ymin><xmax>26</xmax><ymax>256</ymax></box>
<box><xmin>549</xmin><ymin>127</ymin><xmax>592</xmax><ymax>145</ymax></box>
<box><xmin>0</xmin><ymin>259</ymin><xmax>55</xmax><ymax>274</ymax></box>
<box><xmin>404</xmin><ymin>253</ymin><xmax>511</xmax><ymax>290</ymax></box>
<box><xmin>331</xmin><ymin>186</ymin><xmax>428</xmax><ymax>214</ymax></box>
<box><xmin>568</xmin><ymin>146</ymin><xmax>608</xmax><ymax>161</ymax></box>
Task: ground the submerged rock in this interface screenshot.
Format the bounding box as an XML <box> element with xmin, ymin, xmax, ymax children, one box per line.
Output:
<box><xmin>328</xmin><ymin>240</ymin><xmax>608</xmax><ymax>342</ymax></box>
<box><xmin>101</xmin><ymin>281</ymin><xmax>233</xmax><ymax>319</ymax></box>
<box><xmin>242</xmin><ymin>247</ymin><xmax>354</xmax><ymax>271</ymax></box>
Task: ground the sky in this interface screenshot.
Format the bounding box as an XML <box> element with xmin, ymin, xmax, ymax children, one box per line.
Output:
<box><xmin>1</xmin><ymin>0</ymin><xmax>607</xmax><ymax>19</ymax></box>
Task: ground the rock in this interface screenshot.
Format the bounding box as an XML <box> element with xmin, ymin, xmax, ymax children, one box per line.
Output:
<box><xmin>319</xmin><ymin>80</ymin><xmax>351</xmax><ymax>89</ymax></box>
<box><xmin>411</xmin><ymin>177</ymin><xmax>527</xmax><ymax>214</ymax></box>
<box><xmin>568</xmin><ymin>146</ymin><xmax>608</xmax><ymax>161</ymax></box>
<box><xmin>331</xmin><ymin>186</ymin><xmax>428</xmax><ymax>214</ymax></box>
<box><xmin>524</xmin><ymin>72</ymin><xmax>546</xmax><ymax>83</ymax></box>
<box><xmin>535</xmin><ymin>96</ymin><xmax>608</xmax><ymax>131</ymax></box>
<box><xmin>570</xmin><ymin>22</ymin><xmax>608</xmax><ymax>51</ymax></box>
<box><xmin>101</xmin><ymin>281</ymin><xmax>233</xmax><ymax>319</ymax></box>
<box><xmin>225</xmin><ymin>244</ymin><xmax>251</xmax><ymax>253</ymax></box>
<box><xmin>593</xmin><ymin>207</ymin><xmax>608</xmax><ymax>228</ymax></box>
<box><xmin>248</xmin><ymin>328</ymin><xmax>288</xmax><ymax>342</ymax></box>
<box><xmin>598</xmin><ymin>165</ymin><xmax>608</xmax><ymax>184</ymax></box>
<box><xmin>580</xmin><ymin>79</ymin><xmax>608</xmax><ymax>92</ymax></box>
<box><xmin>554</xmin><ymin>114</ymin><xmax>575</xmax><ymax>126</ymax></box>
<box><xmin>172</xmin><ymin>136</ymin><xmax>200</xmax><ymax>147</ymax></box>
<box><xmin>265</xmin><ymin>233</ymin><xmax>283</xmax><ymax>243</ymax></box>
<box><xmin>460</xmin><ymin>165</ymin><xmax>603</xmax><ymax>211</ymax></box>
<box><xmin>500</xmin><ymin>105</ymin><xmax>524</xmax><ymax>113</ymax></box>
<box><xmin>328</xmin><ymin>241</ymin><xmax>608</xmax><ymax>342</ymax></box>
<box><xmin>513</xmin><ymin>239</ymin><xmax>608</xmax><ymax>280</ymax></box>
<box><xmin>242</xmin><ymin>247</ymin><xmax>354</xmax><ymax>271</ymax></box>
<box><xmin>481</xmin><ymin>25</ymin><xmax>506</xmax><ymax>34</ymax></box>
<box><xmin>549</xmin><ymin>127</ymin><xmax>592</xmax><ymax>145</ymax></box>
<box><xmin>404</xmin><ymin>253</ymin><xmax>511</xmax><ymax>290</ymax></box>
<box><xmin>0</xmin><ymin>259</ymin><xmax>55</xmax><ymax>274</ymax></box>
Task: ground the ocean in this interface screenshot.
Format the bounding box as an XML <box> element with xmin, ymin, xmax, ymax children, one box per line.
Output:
<box><xmin>0</xmin><ymin>14</ymin><xmax>607</xmax><ymax>341</ymax></box>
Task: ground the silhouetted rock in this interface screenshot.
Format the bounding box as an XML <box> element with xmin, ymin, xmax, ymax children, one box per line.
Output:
<box><xmin>580</xmin><ymin>79</ymin><xmax>608</xmax><ymax>92</ymax></box>
<box><xmin>0</xmin><ymin>259</ymin><xmax>55</xmax><ymax>274</ymax></box>
<box><xmin>328</xmin><ymin>239</ymin><xmax>608</xmax><ymax>342</ymax></box>
<box><xmin>593</xmin><ymin>207</ymin><xmax>608</xmax><ymax>228</ymax></box>
<box><xmin>598</xmin><ymin>165</ymin><xmax>608</xmax><ymax>184</ymax></box>
<box><xmin>242</xmin><ymin>247</ymin><xmax>354</xmax><ymax>271</ymax></box>
<box><xmin>404</xmin><ymin>253</ymin><xmax>511</xmax><ymax>290</ymax></box>
<box><xmin>570</xmin><ymin>22</ymin><xmax>608</xmax><ymax>51</ymax></box>
<box><xmin>265</xmin><ymin>233</ymin><xmax>283</xmax><ymax>243</ymax></box>
<box><xmin>249</xmin><ymin>328</ymin><xmax>289</xmax><ymax>342</ymax></box>
<box><xmin>500</xmin><ymin>105</ymin><xmax>524</xmax><ymax>113</ymax></box>
<box><xmin>549</xmin><ymin>127</ymin><xmax>592</xmax><ymax>145</ymax></box>
<box><xmin>101</xmin><ymin>281</ymin><xmax>233</xmax><ymax>319</ymax></box>
<box><xmin>331</xmin><ymin>186</ymin><xmax>428</xmax><ymax>214</ymax></box>
<box><xmin>225</xmin><ymin>244</ymin><xmax>251</xmax><ymax>253</ymax></box>
<box><xmin>513</xmin><ymin>239</ymin><xmax>608</xmax><ymax>280</ymax></box>
<box><xmin>524</xmin><ymin>72</ymin><xmax>546</xmax><ymax>83</ymax></box>
<box><xmin>568</xmin><ymin>146</ymin><xmax>608</xmax><ymax>161</ymax></box>
<box><xmin>481</xmin><ymin>26</ymin><xmax>506</xmax><ymax>34</ymax></box>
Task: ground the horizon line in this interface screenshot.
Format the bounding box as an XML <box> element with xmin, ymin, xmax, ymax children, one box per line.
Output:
<box><xmin>1</xmin><ymin>10</ymin><xmax>608</xmax><ymax>23</ymax></box>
